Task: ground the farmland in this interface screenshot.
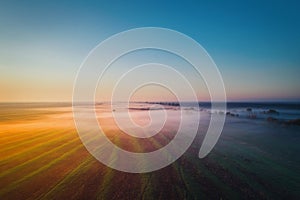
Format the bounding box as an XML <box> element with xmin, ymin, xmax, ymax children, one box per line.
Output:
<box><xmin>0</xmin><ymin>103</ymin><xmax>299</xmax><ymax>199</ymax></box>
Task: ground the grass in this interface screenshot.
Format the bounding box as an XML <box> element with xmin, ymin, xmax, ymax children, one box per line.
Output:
<box><xmin>0</xmin><ymin>103</ymin><xmax>299</xmax><ymax>200</ymax></box>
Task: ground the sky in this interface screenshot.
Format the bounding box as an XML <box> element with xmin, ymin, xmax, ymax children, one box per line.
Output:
<box><xmin>0</xmin><ymin>0</ymin><xmax>299</xmax><ymax>102</ymax></box>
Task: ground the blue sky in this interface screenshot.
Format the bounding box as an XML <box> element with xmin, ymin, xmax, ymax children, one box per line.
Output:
<box><xmin>0</xmin><ymin>0</ymin><xmax>299</xmax><ymax>101</ymax></box>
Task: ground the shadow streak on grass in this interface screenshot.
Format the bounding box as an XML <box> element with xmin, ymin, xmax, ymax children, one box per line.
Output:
<box><xmin>0</xmin><ymin>136</ymin><xmax>79</xmax><ymax>179</ymax></box>
<box><xmin>38</xmin><ymin>156</ymin><xmax>96</xmax><ymax>200</ymax></box>
<box><xmin>0</xmin><ymin>129</ymin><xmax>100</xmax><ymax>197</ymax></box>
<box><xmin>0</xmin><ymin>130</ymin><xmax>77</xmax><ymax>169</ymax></box>
<box><xmin>0</xmin><ymin>132</ymin><xmax>74</xmax><ymax>161</ymax></box>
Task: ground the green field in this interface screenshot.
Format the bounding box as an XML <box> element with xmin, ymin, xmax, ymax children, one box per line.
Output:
<box><xmin>0</xmin><ymin>103</ymin><xmax>299</xmax><ymax>199</ymax></box>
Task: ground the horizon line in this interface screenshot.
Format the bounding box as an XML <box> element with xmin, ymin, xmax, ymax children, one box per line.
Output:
<box><xmin>1</xmin><ymin>100</ymin><xmax>300</xmax><ymax>104</ymax></box>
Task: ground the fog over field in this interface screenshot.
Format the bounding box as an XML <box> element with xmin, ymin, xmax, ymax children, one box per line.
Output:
<box><xmin>0</xmin><ymin>102</ymin><xmax>299</xmax><ymax>199</ymax></box>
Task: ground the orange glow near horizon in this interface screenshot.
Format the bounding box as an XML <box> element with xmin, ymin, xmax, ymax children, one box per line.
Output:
<box><xmin>0</xmin><ymin>103</ymin><xmax>181</xmax><ymax>199</ymax></box>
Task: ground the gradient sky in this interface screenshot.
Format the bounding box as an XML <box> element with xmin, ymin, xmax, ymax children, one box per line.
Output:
<box><xmin>1</xmin><ymin>0</ymin><xmax>299</xmax><ymax>102</ymax></box>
